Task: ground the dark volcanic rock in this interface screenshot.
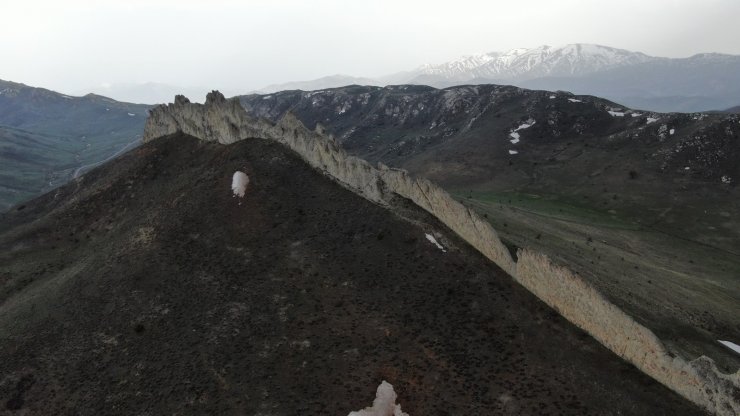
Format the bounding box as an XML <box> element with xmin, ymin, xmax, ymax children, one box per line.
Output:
<box><xmin>0</xmin><ymin>133</ymin><xmax>703</xmax><ymax>415</ymax></box>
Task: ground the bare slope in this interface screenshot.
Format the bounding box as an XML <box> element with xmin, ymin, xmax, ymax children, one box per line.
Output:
<box><xmin>0</xmin><ymin>133</ymin><xmax>704</xmax><ymax>415</ymax></box>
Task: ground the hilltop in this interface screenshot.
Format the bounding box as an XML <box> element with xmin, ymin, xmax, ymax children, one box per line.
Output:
<box><xmin>0</xmin><ymin>128</ymin><xmax>704</xmax><ymax>415</ymax></box>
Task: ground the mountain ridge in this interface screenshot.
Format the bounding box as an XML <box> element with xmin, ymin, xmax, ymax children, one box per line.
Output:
<box><xmin>239</xmin><ymin>84</ymin><xmax>740</xmax><ymax>383</ymax></box>
<box><xmin>0</xmin><ymin>128</ymin><xmax>708</xmax><ymax>415</ymax></box>
<box><xmin>141</xmin><ymin>92</ymin><xmax>739</xmax><ymax>414</ymax></box>
<box><xmin>408</xmin><ymin>44</ymin><xmax>656</xmax><ymax>82</ymax></box>
<box><xmin>255</xmin><ymin>43</ymin><xmax>740</xmax><ymax>112</ymax></box>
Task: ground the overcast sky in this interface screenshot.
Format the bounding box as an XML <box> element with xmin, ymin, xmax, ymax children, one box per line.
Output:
<box><xmin>2</xmin><ymin>0</ymin><xmax>739</xmax><ymax>98</ymax></box>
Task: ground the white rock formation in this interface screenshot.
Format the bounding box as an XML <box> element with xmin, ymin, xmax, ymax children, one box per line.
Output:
<box><xmin>348</xmin><ymin>381</ymin><xmax>409</xmax><ymax>416</ymax></box>
<box><xmin>231</xmin><ymin>171</ymin><xmax>249</xmax><ymax>198</ymax></box>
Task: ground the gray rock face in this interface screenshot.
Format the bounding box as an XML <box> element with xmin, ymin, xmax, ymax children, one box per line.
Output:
<box><xmin>143</xmin><ymin>91</ymin><xmax>739</xmax><ymax>415</ymax></box>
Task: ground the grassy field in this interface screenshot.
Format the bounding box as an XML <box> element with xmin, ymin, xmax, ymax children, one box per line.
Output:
<box><xmin>455</xmin><ymin>190</ymin><xmax>740</xmax><ymax>372</ymax></box>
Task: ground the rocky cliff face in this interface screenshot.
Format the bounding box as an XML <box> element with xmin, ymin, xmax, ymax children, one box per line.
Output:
<box><xmin>144</xmin><ymin>91</ymin><xmax>739</xmax><ymax>415</ymax></box>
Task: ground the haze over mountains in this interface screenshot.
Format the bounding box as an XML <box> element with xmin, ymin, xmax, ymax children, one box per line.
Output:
<box><xmin>257</xmin><ymin>44</ymin><xmax>740</xmax><ymax>113</ymax></box>
<box><xmin>75</xmin><ymin>82</ymin><xmax>212</xmax><ymax>106</ymax></box>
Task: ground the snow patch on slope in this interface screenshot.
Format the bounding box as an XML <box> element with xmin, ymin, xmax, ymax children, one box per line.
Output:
<box><xmin>509</xmin><ymin>119</ymin><xmax>534</xmax><ymax>144</ymax></box>
<box><xmin>425</xmin><ymin>233</ymin><xmax>446</xmax><ymax>252</ymax></box>
<box><xmin>718</xmin><ymin>340</ymin><xmax>740</xmax><ymax>355</ymax></box>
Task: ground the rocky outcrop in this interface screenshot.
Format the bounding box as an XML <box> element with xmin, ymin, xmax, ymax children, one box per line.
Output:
<box><xmin>516</xmin><ymin>250</ymin><xmax>740</xmax><ymax>415</ymax></box>
<box><xmin>143</xmin><ymin>91</ymin><xmax>739</xmax><ymax>415</ymax></box>
<box><xmin>144</xmin><ymin>91</ymin><xmax>516</xmax><ymax>276</ymax></box>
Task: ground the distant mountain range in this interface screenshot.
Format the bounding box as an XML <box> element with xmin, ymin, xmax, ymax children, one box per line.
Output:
<box><xmin>256</xmin><ymin>44</ymin><xmax>740</xmax><ymax>113</ymax></box>
<box><xmin>0</xmin><ymin>79</ymin><xmax>151</xmax><ymax>210</ymax></box>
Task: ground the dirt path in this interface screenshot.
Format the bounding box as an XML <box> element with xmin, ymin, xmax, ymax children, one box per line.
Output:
<box><xmin>73</xmin><ymin>138</ymin><xmax>141</xmax><ymax>178</ymax></box>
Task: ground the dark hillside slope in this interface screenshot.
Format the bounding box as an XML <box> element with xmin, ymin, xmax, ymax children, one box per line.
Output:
<box><xmin>0</xmin><ymin>133</ymin><xmax>702</xmax><ymax>415</ymax></box>
<box><xmin>241</xmin><ymin>85</ymin><xmax>740</xmax><ymax>372</ymax></box>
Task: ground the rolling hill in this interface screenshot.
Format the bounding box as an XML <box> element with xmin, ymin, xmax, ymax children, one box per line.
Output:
<box><xmin>0</xmin><ymin>79</ymin><xmax>152</xmax><ymax>210</ymax></box>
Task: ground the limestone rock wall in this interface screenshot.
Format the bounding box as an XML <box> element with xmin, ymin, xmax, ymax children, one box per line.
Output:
<box><xmin>516</xmin><ymin>250</ymin><xmax>739</xmax><ymax>415</ymax></box>
<box><xmin>143</xmin><ymin>91</ymin><xmax>738</xmax><ymax>415</ymax></box>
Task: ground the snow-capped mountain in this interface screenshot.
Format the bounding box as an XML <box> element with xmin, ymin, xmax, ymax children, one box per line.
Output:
<box><xmin>253</xmin><ymin>43</ymin><xmax>740</xmax><ymax>112</ymax></box>
<box><xmin>413</xmin><ymin>53</ymin><xmax>500</xmax><ymax>81</ymax></box>
<box><xmin>408</xmin><ymin>44</ymin><xmax>656</xmax><ymax>83</ymax></box>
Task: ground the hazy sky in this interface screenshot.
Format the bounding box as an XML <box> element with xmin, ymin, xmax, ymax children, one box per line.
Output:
<box><xmin>2</xmin><ymin>0</ymin><xmax>740</xmax><ymax>97</ymax></box>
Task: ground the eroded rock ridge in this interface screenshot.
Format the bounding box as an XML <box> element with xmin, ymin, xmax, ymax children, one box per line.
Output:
<box><xmin>144</xmin><ymin>91</ymin><xmax>739</xmax><ymax>415</ymax></box>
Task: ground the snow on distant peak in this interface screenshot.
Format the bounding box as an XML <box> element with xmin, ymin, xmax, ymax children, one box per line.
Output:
<box><xmin>414</xmin><ymin>43</ymin><xmax>655</xmax><ymax>82</ymax></box>
<box><xmin>417</xmin><ymin>53</ymin><xmax>497</xmax><ymax>80</ymax></box>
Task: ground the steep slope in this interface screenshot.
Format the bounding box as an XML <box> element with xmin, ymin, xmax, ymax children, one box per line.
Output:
<box><xmin>0</xmin><ymin>131</ymin><xmax>706</xmax><ymax>415</ymax></box>
<box><xmin>240</xmin><ymin>85</ymin><xmax>740</xmax><ymax>375</ymax></box>
<box><xmin>240</xmin><ymin>84</ymin><xmax>739</xmax><ymax>195</ymax></box>
<box><xmin>144</xmin><ymin>92</ymin><xmax>739</xmax><ymax>413</ymax></box>
<box><xmin>0</xmin><ymin>79</ymin><xmax>152</xmax><ymax>210</ymax></box>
